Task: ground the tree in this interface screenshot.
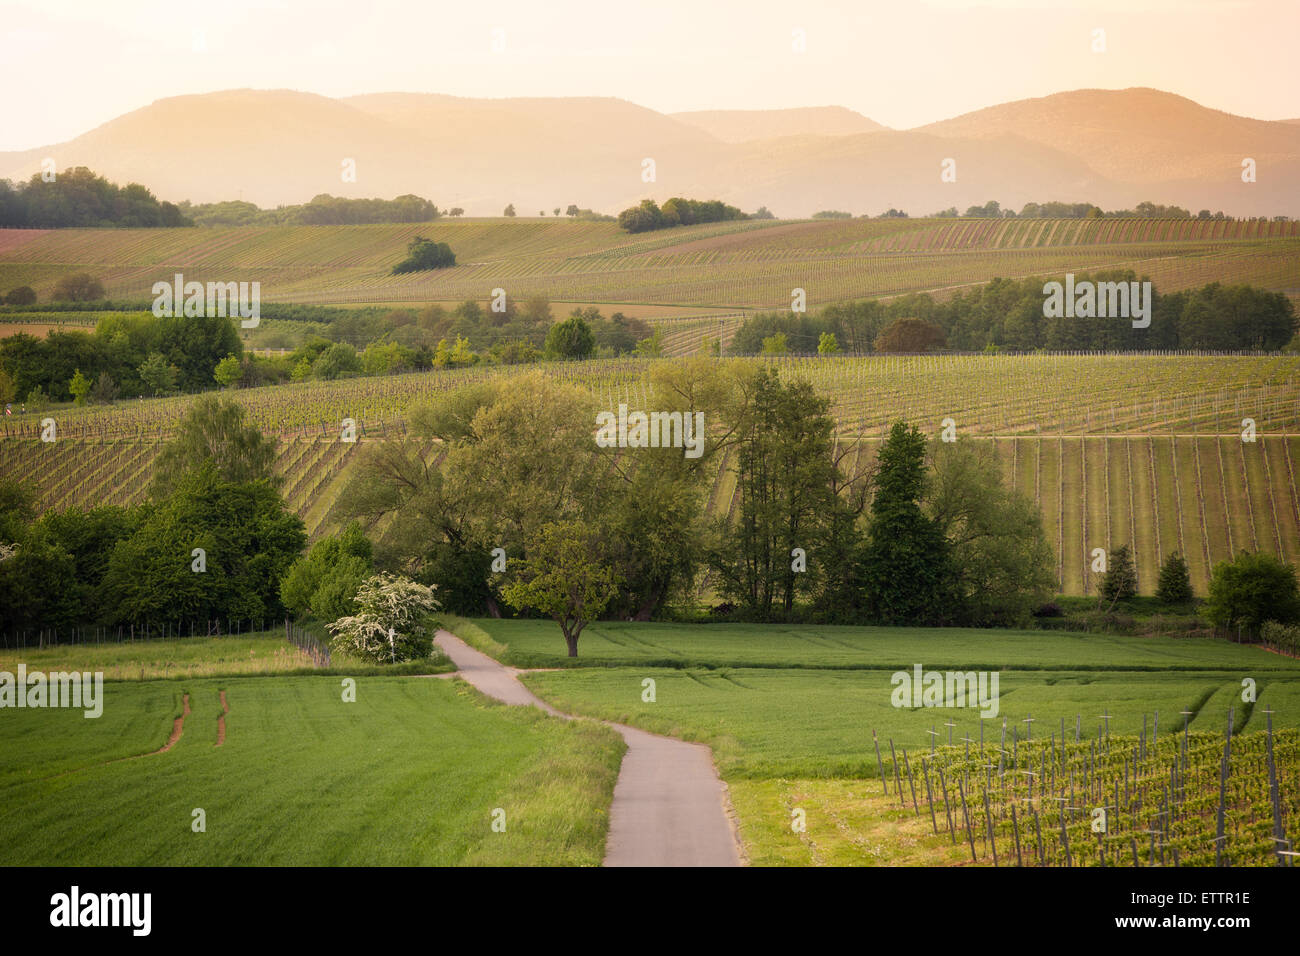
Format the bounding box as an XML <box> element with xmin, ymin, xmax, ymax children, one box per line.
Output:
<box><xmin>1100</xmin><ymin>544</ymin><xmax>1137</xmax><ymax>607</ymax></box>
<box><xmin>545</xmin><ymin>314</ymin><xmax>595</xmax><ymax>360</ymax></box>
<box><xmin>817</xmin><ymin>332</ymin><xmax>840</xmax><ymax>354</ymax></box>
<box><xmin>90</xmin><ymin>372</ymin><xmax>119</xmax><ymax>405</ymax></box>
<box><xmin>100</xmin><ymin>462</ymin><xmax>304</xmax><ymax>626</ymax></box>
<box><xmin>214</xmin><ymin>354</ymin><xmax>243</xmax><ymax>388</ymax></box>
<box><xmin>138</xmin><ymin>351</ymin><xmax>178</xmax><ymax>396</ymax></box>
<box><xmin>712</xmin><ymin>367</ymin><xmax>844</xmax><ymax>619</ymax></box>
<box><xmin>502</xmin><ymin>521</ymin><xmax>619</xmax><ymax>657</ymax></box>
<box><xmin>874</xmin><ymin>317</ymin><xmax>947</xmax><ymax>353</ymax></box>
<box><xmin>313</xmin><ymin>342</ymin><xmax>362</xmax><ymax>379</ymax></box>
<box><xmin>503</xmin><ymin>204</ymin><xmax>516</xmax><ymax>217</ymax></box>
<box><xmin>4</xmin><ymin>286</ymin><xmax>35</xmax><ymax>306</ymax></box>
<box><xmin>1204</xmin><ymin>552</ymin><xmax>1300</xmax><ymax>636</ymax></box>
<box><xmin>0</xmin><ymin>478</ymin><xmax>35</xmax><ymax>545</ymax></box>
<box><xmin>633</xmin><ymin>328</ymin><xmax>664</xmax><ymax>357</ymax></box>
<box><xmin>448</xmin><ymin>207</ymin><xmax>464</xmax><ymax>217</ymax></box>
<box><xmin>149</xmin><ymin>394</ymin><xmax>278</xmax><ymax>500</ymax></box>
<box><xmin>0</xmin><ymin>368</ymin><xmax>15</xmax><ymax>405</ymax></box>
<box><xmin>280</xmin><ymin>522</ymin><xmax>374</xmax><ymax>623</ymax></box>
<box><xmin>390</xmin><ymin>236</ymin><xmax>455</xmax><ymax>274</ymax></box>
<box><xmin>68</xmin><ymin>369</ymin><xmax>91</xmax><ymax>406</ymax></box>
<box><xmin>566</xmin><ymin>205</ymin><xmax>580</xmax><ymax>217</ymax></box>
<box><xmin>761</xmin><ymin>332</ymin><xmax>788</xmax><ymax>355</ymax></box>
<box><xmin>553</xmin><ymin>207</ymin><xmax>560</xmax><ymax>217</ymax></box>
<box><xmin>51</xmin><ymin>273</ymin><xmax>105</xmax><ymax>302</ymax></box>
<box><xmin>925</xmin><ymin>439</ymin><xmax>1055</xmax><ymax>625</ymax></box>
<box><xmin>862</xmin><ymin>422</ymin><xmax>949</xmax><ymax>624</ymax></box>
<box><xmin>1156</xmin><ymin>551</ymin><xmax>1193</xmax><ymax>605</ymax></box>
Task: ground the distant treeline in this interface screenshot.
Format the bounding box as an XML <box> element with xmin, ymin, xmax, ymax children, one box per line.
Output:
<box><xmin>927</xmin><ymin>200</ymin><xmax>1289</xmax><ymax>221</ymax></box>
<box><xmin>0</xmin><ymin>168</ymin><xmax>190</xmax><ymax>228</ymax></box>
<box><xmin>730</xmin><ymin>274</ymin><xmax>1296</xmax><ymax>355</ymax></box>
<box><xmin>179</xmin><ymin>193</ymin><xmax>444</xmax><ymax>227</ymax></box>
<box><xmin>618</xmin><ymin>197</ymin><xmax>749</xmax><ymax>233</ymax></box>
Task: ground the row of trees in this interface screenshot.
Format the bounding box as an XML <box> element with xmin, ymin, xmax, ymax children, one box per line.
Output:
<box><xmin>0</xmin><ymin>168</ymin><xmax>190</xmax><ymax>228</ymax></box>
<box><xmin>179</xmin><ymin>193</ymin><xmax>443</xmax><ymax>227</ymax></box>
<box><xmin>0</xmin><ymin>312</ymin><xmax>242</xmax><ymax>402</ymax></box>
<box><xmin>617</xmin><ymin>198</ymin><xmax>749</xmax><ymax>233</ymax></box>
<box><xmin>329</xmin><ymin>363</ymin><xmax>1058</xmax><ymax>657</ymax></box>
<box><xmin>730</xmin><ymin>274</ymin><xmax>1297</xmax><ymax>354</ymax></box>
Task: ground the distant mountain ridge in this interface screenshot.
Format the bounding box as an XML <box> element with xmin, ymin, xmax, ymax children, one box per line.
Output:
<box><xmin>1</xmin><ymin>87</ymin><xmax>1296</xmax><ymax>218</ymax></box>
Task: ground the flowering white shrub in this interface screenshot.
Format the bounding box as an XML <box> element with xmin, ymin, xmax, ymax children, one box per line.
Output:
<box><xmin>326</xmin><ymin>573</ymin><xmax>441</xmax><ymax>663</ymax></box>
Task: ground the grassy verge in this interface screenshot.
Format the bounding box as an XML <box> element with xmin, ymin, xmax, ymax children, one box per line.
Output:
<box><xmin>0</xmin><ymin>631</ymin><xmax>455</xmax><ymax>680</ymax></box>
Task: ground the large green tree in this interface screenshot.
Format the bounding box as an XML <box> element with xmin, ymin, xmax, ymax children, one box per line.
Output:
<box><xmin>925</xmin><ymin>439</ymin><xmax>1055</xmax><ymax>625</ymax></box>
<box><xmin>149</xmin><ymin>395</ymin><xmax>279</xmax><ymax>501</ymax></box>
<box><xmin>712</xmin><ymin>367</ymin><xmax>842</xmax><ymax>619</ymax></box>
<box><xmin>861</xmin><ymin>422</ymin><xmax>949</xmax><ymax>625</ymax></box>
<box><xmin>1205</xmin><ymin>551</ymin><xmax>1300</xmax><ymax>636</ymax></box>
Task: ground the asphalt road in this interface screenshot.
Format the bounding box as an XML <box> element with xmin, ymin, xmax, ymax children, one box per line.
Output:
<box><xmin>434</xmin><ymin>629</ymin><xmax>741</xmax><ymax>867</ymax></box>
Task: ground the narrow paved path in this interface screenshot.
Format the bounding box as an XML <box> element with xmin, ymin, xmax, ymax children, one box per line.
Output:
<box><xmin>434</xmin><ymin>630</ymin><xmax>741</xmax><ymax>867</ymax></box>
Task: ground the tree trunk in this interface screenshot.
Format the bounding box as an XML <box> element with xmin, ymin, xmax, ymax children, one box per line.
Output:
<box><xmin>564</xmin><ymin>632</ymin><xmax>579</xmax><ymax>657</ymax></box>
<box><xmin>485</xmin><ymin>596</ymin><xmax>501</xmax><ymax>618</ymax></box>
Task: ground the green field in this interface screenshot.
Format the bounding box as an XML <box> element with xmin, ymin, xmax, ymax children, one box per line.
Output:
<box><xmin>0</xmin><ymin>672</ymin><xmax>624</xmax><ymax>865</ymax></box>
<box><xmin>463</xmin><ymin>618</ymin><xmax>1300</xmax><ymax>865</ymax></box>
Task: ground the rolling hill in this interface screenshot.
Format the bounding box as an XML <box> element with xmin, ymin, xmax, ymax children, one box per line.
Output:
<box><xmin>2</xmin><ymin>88</ymin><xmax>1298</xmax><ymax>218</ymax></box>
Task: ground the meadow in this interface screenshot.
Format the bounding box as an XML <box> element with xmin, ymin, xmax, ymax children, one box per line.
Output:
<box><xmin>0</xmin><ymin>671</ymin><xmax>625</xmax><ymax>865</ymax></box>
<box><xmin>459</xmin><ymin>618</ymin><xmax>1300</xmax><ymax>866</ymax></box>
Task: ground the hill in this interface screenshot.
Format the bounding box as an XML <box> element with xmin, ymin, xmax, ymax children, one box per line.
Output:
<box><xmin>2</xmin><ymin>88</ymin><xmax>1298</xmax><ymax>217</ymax></box>
<box><xmin>669</xmin><ymin>106</ymin><xmax>885</xmax><ymax>142</ymax></box>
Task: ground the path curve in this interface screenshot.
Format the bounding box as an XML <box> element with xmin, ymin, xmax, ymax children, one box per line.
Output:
<box><xmin>434</xmin><ymin>630</ymin><xmax>741</xmax><ymax>867</ymax></box>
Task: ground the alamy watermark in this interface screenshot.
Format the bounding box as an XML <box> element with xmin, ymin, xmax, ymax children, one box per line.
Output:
<box><xmin>0</xmin><ymin>665</ymin><xmax>103</xmax><ymax>718</ymax></box>
<box><xmin>595</xmin><ymin>405</ymin><xmax>705</xmax><ymax>459</ymax></box>
<box><xmin>1043</xmin><ymin>273</ymin><xmax>1151</xmax><ymax>328</ymax></box>
<box><xmin>890</xmin><ymin>664</ymin><xmax>1000</xmax><ymax>718</ymax></box>
<box><xmin>152</xmin><ymin>273</ymin><xmax>260</xmax><ymax>328</ymax></box>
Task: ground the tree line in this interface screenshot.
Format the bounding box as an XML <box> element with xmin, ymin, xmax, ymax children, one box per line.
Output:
<box><xmin>729</xmin><ymin>274</ymin><xmax>1296</xmax><ymax>355</ymax></box>
<box><xmin>0</xmin><ymin>168</ymin><xmax>190</xmax><ymax>228</ymax></box>
<box><xmin>617</xmin><ymin>198</ymin><xmax>749</xmax><ymax>233</ymax></box>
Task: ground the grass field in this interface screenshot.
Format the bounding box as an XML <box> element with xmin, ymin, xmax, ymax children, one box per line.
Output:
<box><xmin>459</xmin><ymin>618</ymin><xmax>1300</xmax><ymax>865</ymax></box>
<box><xmin>0</xmin><ymin>673</ymin><xmax>624</xmax><ymax>865</ymax></box>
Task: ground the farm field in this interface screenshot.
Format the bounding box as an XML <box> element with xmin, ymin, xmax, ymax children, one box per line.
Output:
<box><xmin>458</xmin><ymin>619</ymin><xmax>1300</xmax><ymax>866</ymax></box>
<box><xmin>1</xmin><ymin>219</ymin><xmax>1296</xmax><ymax>314</ymax></box>
<box><xmin>0</xmin><ymin>672</ymin><xmax>625</xmax><ymax>865</ymax></box>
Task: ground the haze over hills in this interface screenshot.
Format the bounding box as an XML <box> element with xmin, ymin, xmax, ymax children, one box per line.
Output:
<box><xmin>669</xmin><ymin>106</ymin><xmax>886</xmax><ymax>143</ymax></box>
<box><xmin>1</xmin><ymin>87</ymin><xmax>1297</xmax><ymax>218</ymax></box>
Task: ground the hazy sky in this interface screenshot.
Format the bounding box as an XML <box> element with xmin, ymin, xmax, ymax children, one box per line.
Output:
<box><xmin>2</xmin><ymin>0</ymin><xmax>1296</xmax><ymax>151</ymax></box>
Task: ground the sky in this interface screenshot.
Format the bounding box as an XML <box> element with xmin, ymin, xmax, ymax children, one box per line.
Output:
<box><xmin>1</xmin><ymin>0</ymin><xmax>1296</xmax><ymax>151</ymax></box>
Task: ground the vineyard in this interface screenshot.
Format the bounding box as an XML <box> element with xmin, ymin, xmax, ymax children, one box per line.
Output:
<box><xmin>3</xmin><ymin>354</ymin><xmax>1299</xmax><ymax>594</ymax></box>
<box><xmin>875</xmin><ymin>714</ymin><xmax>1297</xmax><ymax>866</ymax></box>
<box><xmin>1</xmin><ymin>219</ymin><xmax>1296</xmax><ymax>313</ymax></box>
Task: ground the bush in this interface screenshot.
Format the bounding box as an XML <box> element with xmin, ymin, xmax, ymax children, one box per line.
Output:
<box><xmin>4</xmin><ymin>286</ymin><xmax>36</xmax><ymax>306</ymax></box>
<box><xmin>1032</xmin><ymin>601</ymin><xmax>1064</xmax><ymax>618</ymax></box>
<box><xmin>326</xmin><ymin>573</ymin><xmax>441</xmax><ymax>663</ymax></box>
<box><xmin>1205</xmin><ymin>551</ymin><xmax>1300</xmax><ymax>637</ymax></box>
